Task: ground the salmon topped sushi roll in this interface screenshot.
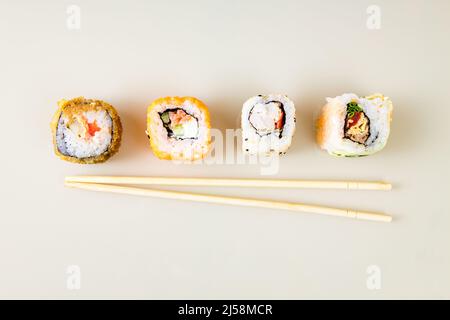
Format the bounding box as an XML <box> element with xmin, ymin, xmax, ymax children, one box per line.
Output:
<box><xmin>51</xmin><ymin>97</ymin><xmax>122</xmax><ymax>164</ymax></box>
<box><xmin>316</xmin><ymin>93</ymin><xmax>393</xmax><ymax>157</ymax></box>
<box><xmin>146</xmin><ymin>96</ymin><xmax>211</xmax><ymax>161</ymax></box>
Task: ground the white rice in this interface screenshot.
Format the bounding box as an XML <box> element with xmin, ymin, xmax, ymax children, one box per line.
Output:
<box><xmin>242</xmin><ymin>94</ymin><xmax>296</xmax><ymax>155</ymax></box>
<box><xmin>56</xmin><ymin>109</ymin><xmax>113</xmax><ymax>158</ymax></box>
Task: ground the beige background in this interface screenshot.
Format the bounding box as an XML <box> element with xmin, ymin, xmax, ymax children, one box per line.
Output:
<box><xmin>0</xmin><ymin>0</ymin><xmax>449</xmax><ymax>299</ymax></box>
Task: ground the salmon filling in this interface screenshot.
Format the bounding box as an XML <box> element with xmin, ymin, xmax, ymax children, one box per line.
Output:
<box><xmin>67</xmin><ymin>115</ymin><xmax>103</xmax><ymax>140</ymax></box>
<box><xmin>248</xmin><ymin>101</ymin><xmax>285</xmax><ymax>137</ymax></box>
<box><xmin>160</xmin><ymin>108</ymin><xmax>199</xmax><ymax>139</ymax></box>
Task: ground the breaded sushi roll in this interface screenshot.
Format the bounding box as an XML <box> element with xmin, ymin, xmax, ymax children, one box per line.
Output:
<box><xmin>146</xmin><ymin>96</ymin><xmax>211</xmax><ymax>160</ymax></box>
<box><xmin>242</xmin><ymin>94</ymin><xmax>296</xmax><ymax>155</ymax></box>
<box><xmin>316</xmin><ymin>93</ymin><xmax>393</xmax><ymax>157</ymax></box>
<box><xmin>51</xmin><ymin>97</ymin><xmax>122</xmax><ymax>164</ymax></box>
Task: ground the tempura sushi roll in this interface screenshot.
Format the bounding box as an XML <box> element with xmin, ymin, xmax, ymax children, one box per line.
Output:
<box><xmin>51</xmin><ymin>97</ymin><xmax>122</xmax><ymax>164</ymax></box>
<box><xmin>241</xmin><ymin>94</ymin><xmax>296</xmax><ymax>155</ymax></box>
<box><xmin>316</xmin><ymin>93</ymin><xmax>393</xmax><ymax>157</ymax></box>
<box><xmin>146</xmin><ymin>96</ymin><xmax>211</xmax><ymax>160</ymax></box>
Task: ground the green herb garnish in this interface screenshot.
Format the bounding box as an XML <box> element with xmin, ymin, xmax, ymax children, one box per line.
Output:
<box><xmin>346</xmin><ymin>101</ymin><xmax>362</xmax><ymax>118</ymax></box>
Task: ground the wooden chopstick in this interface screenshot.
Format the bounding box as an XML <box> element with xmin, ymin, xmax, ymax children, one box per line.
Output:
<box><xmin>65</xmin><ymin>176</ymin><xmax>392</xmax><ymax>191</ymax></box>
<box><xmin>64</xmin><ymin>181</ymin><xmax>392</xmax><ymax>223</ymax></box>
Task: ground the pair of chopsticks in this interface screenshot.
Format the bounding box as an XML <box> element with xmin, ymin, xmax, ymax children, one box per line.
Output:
<box><xmin>64</xmin><ymin>176</ymin><xmax>393</xmax><ymax>223</ymax></box>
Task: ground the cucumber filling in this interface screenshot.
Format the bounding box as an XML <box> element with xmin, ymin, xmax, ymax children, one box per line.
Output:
<box><xmin>160</xmin><ymin>109</ymin><xmax>199</xmax><ymax>139</ymax></box>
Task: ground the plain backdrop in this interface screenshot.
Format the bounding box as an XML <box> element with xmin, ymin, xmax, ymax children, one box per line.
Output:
<box><xmin>0</xmin><ymin>0</ymin><xmax>449</xmax><ymax>299</ymax></box>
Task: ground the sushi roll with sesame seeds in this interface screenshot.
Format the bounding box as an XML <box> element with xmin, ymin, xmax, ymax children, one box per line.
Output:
<box><xmin>316</xmin><ymin>93</ymin><xmax>393</xmax><ymax>157</ymax></box>
<box><xmin>51</xmin><ymin>97</ymin><xmax>122</xmax><ymax>164</ymax></box>
<box><xmin>146</xmin><ymin>96</ymin><xmax>211</xmax><ymax>161</ymax></box>
<box><xmin>241</xmin><ymin>94</ymin><xmax>296</xmax><ymax>155</ymax></box>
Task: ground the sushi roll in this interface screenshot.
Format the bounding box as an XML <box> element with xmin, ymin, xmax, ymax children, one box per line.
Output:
<box><xmin>316</xmin><ymin>93</ymin><xmax>393</xmax><ymax>157</ymax></box>
<box><xmin>146</xmin><ymin>96</ymin><xmax>211</xmax><ymax>160</ymax></box>
<box><xmin>241</xmin><ymin>94</ymin><xmax>296</xmax><ymax>155</ymax></box>
<box><xmin>51</xmin><ymin>97</ymin><xmax>122</xmax><ymax>164</ymax></box>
